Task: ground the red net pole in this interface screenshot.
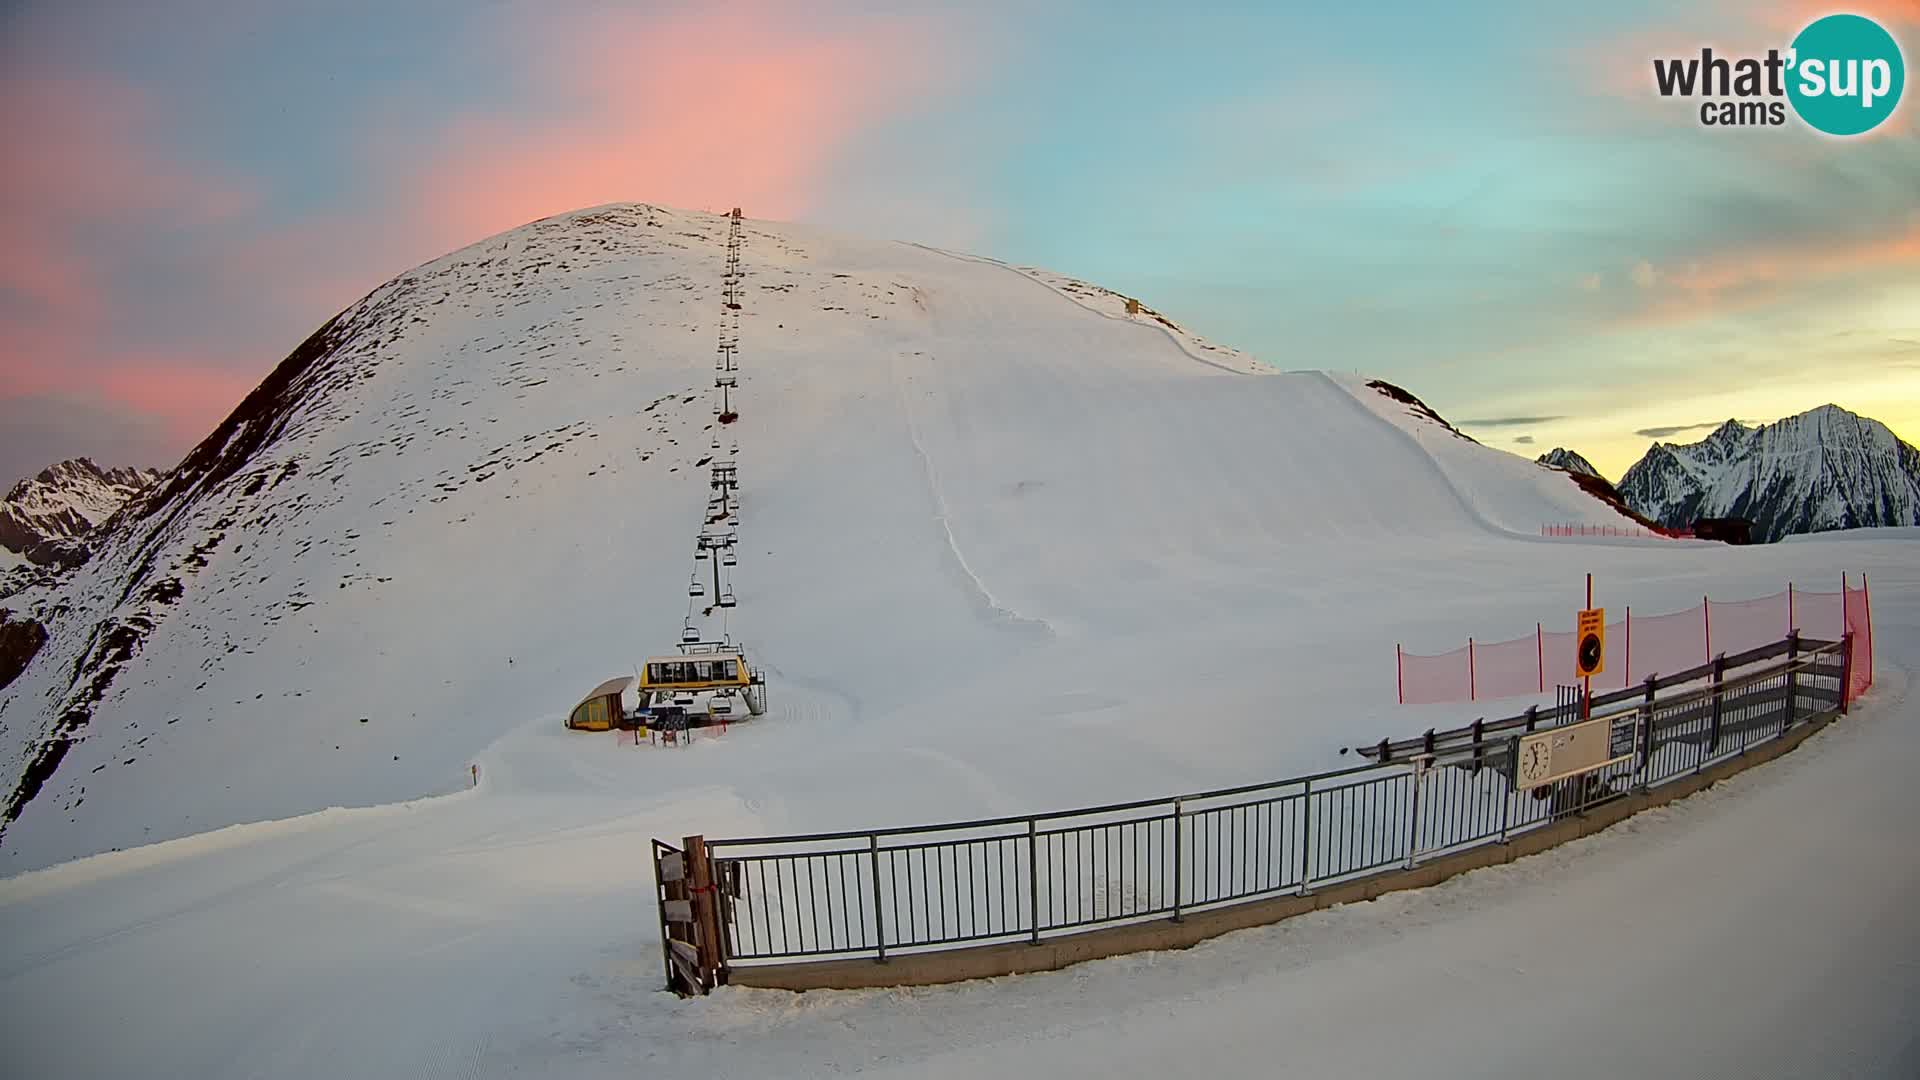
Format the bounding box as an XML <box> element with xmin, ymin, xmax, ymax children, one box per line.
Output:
<box><xmin>1703</xmin><ymin>595</ymin><xmax>1712</xmax><ymax>663</ymax></box>
<box><xmin>1788</xmin><ymin>582</ymin><xmax>1795</xmax><ymax>635</ymax></box>
<box><xmin>1864</xmin><ymin>573</ymin><xmax>1874</xmax><ymax>688</ymax></box>
<box><xmin>1396</xmin><ymin>644</ymin><xmax>1403</xmax><ymax>705</ymax></box>
<box><xmin>1842</xmin><ymin>571</ymin><xmax>1850</xmax><ymax>697</ymax></box>
<box><xmin>1469</xmin><ymin>638</ymin><xmax>1477</xmax><ymax>702</ymax></box>
<box><xmin>1624</xmin><ymin>606</ymin><xmax>1631</xmax><ymax>685</ymax></box>
<box><xmin>1536</xmin><ymin>622</ymin><xmax>1544</xmax><ymax>693</ymax></box>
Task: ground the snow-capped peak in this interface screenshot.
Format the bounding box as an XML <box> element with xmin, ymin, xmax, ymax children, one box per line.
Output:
<box><xmin>1535</xmin><ymin>447</ymin><xmax>1601</xmax><ymax>480</ymax></box>
<box><xmin>0</xmin><ymin>458</ymin><xmax>163</xmax><ymax>565</ymax></box>
<box><xmin>1619</xmin><ymin>404</ymin><xmax>1920</xmax><ymax>541</ymax></box>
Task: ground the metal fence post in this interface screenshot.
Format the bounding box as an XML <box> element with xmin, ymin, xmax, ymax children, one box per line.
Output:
<box><xmin>869</xmin><ymin>833</ymin><xmax>887</xmax><ymax>964</ymax></box>
<box><xmin>1638</xmin><ymin>676</ymin><xmax>1657</xmax><ymax>790</ymax></box>
<box><xmin>1297</xmin><ymin>779</ymin><xmax>1313</xmax><ymax>895</ymax></box>
<box><xmin>1707</xmin><ymin>654</ymin><xmax>1725</xmax><ymax>757</ymax></box>
<box><xmin>1026</xmin><ymin>817</ymin><xmax>1041</xmax><ymax>945</ymax></box>
<box><xmin>1405</xmin><ymin>766</ymin><xmax>1420</xmax><ymax>870</ymax></box>
<box><xmin>1171</xmin><ymin>799</ymin><xmax>1184</xmax><ymax>923</ymax></box>
<box><xmin>1839</xmin><ymin>632</ymin><xmax>1854</xmax><ymax>714</ymax></box>
<box><xmin>1499</xmin><ymin>743</ymin><xmax>1515</xmax><ymax>842</ymax></box>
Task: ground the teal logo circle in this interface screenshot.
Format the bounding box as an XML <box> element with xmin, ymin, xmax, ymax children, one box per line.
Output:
<box><xmin>1787</xmin><ymin>14</ymin><xmax>1905</xmax><ymax>135</ymax></box>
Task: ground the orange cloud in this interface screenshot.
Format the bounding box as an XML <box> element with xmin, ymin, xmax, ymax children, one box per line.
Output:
<box><xmin>1623</xmin><ymin>216</ymin><xmax>1920</xmax><ymax>325</ymax></box>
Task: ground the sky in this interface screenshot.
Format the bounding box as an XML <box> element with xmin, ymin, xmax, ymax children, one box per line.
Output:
<box><xmin>2</xmin><ymin>0</ymin><xmax>1916</xmax><ymax>485</ymax></box>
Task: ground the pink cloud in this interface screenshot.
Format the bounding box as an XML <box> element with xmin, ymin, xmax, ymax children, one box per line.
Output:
<box><xmin>0</xmin><ymin>70</ymin><xmax>265</xmax><ymax>437</ymax></box>
<box><xmin>390</xmin><ymin>4</ymin><xmax>953</xmax><ymax>264</ymax></box>
<box><xmin>95</xmin><ymin>362</ymin><xmax>263</xmax><ymax>442</ymax></box>
<box><xmin>1</xmin><ymin>4</ymin><xmax>966</xmax><ymax>465</ymax></box>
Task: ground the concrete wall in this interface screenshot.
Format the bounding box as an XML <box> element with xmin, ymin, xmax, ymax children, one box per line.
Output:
<box><xmin>728</xmin><ymin>706</ymin><xmax>1843</xmax><ymax>993</ymax></box>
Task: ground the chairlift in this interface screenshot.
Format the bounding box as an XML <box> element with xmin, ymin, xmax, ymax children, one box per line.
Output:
<box><xmin>695</xmin><ymin>545</ymin><xmax>710</xmax><ymax>560</ymax></box>
<box><xmin>718</xmin><ymin>590</ymin><xmax>737</xmax><ymax>609</ymax></box>
<box><xmin>681</xmin><ymin>622</ymin><xmax>700</xmax><ymax>644</ymax></box>
<box><xmin>722</xmin><ymin>550</ymin><xmax>738</xmax><ymax>567</ymax></box>
<box><xmin>689</xmin><ymin>578</ymin><xmax>706</xmax><ymax>598</ymax></box>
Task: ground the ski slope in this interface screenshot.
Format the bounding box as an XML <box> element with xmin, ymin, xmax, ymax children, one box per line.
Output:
<box><xmin>0</xmin><ymin>203</ymin><xmax>1657</xmax><ymax>872</ymax></box>
<box><xmin>0</xmin><ymin>205</ymin><xmax>1912</xmax><ymax>1077</ymax></box>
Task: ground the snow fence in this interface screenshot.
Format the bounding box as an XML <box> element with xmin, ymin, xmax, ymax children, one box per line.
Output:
<box><xmin>1397</xmin><ymin>578</ymin><xmax>1873</xmax><ymax>706</ymax></box>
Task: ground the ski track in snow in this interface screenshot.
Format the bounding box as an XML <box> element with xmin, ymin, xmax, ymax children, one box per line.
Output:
<box><xmin>890</xmin><ymin>350</ymin><xmax>1054</xmax><ymax>639</ymax></box>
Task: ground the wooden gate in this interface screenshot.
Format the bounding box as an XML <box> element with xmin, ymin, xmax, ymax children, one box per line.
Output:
<box><xmin>651</xmin><ymin>836</ymin><xmax>729</xmax><ymax>995</ymax></box>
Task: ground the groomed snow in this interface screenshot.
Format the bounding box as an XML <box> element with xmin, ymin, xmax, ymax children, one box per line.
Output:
<box><xmin>0</xmin><ymin>206</ymin><xmax>1912</xmax><ymax>1076</ymax></box>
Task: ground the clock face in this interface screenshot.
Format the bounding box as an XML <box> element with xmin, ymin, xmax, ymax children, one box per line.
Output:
<box><xmin>1518</xmin><ymin>740</ymin><xmax>1552</xmax><ymax>784</ymax></box>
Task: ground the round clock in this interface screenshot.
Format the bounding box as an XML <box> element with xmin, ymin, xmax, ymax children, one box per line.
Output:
<box><xmin>1518</xmin><ymin>739</ymin><xmax>1553</xmax><ymax>785</ymax></box>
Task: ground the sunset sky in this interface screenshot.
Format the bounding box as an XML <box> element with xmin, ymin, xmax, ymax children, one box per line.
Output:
<box><xmin>3</xmin><ymin>0</ymin><xmax>1916</xmax><ymax>484</ymax></box>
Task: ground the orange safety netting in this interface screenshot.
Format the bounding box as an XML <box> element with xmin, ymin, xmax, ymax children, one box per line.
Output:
<box><xmin>1845</xmin><ymin>579</ymin><xmax>1873</xmax><ymax>701</ymax></box>
<box><xmin>1398</xmin><ymin>580</ymin><xmax>1872</xmax><ymax>706</ymax></box>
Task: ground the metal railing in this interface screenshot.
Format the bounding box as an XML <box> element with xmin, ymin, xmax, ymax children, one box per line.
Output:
<box><xmin>690</xmin><ymin>637</ymin><xmax>1849</xmax><ymax>975</ymax></box>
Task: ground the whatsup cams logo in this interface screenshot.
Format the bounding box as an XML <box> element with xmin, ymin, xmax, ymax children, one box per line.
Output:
<box><xmin>1653</xmin><ymin>13</ymin><xmax>1905</xmax><ymax>134</ymax></box>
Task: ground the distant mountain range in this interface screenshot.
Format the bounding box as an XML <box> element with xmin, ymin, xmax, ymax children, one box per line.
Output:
<box><xmin>1610</xmin><ymin>406</ymin><xmax>1920</xmax><ymax>543</ymax></box>
<box><xmin>0</xmin><ymin>459</ymin><xmax>163</xmax><ymax>568</ymax></box>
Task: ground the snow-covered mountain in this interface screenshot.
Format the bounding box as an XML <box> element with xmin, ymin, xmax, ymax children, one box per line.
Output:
<box><xmin>0</xmin><ymin>203</ymin><xmax>1677</xmax><ymax>871</ymax></box>
<box><xmin>1537</xmin><ymin>447</ymin><xmax>1600</xmax><ymax>479</ymax></box>
<box><xmin>0</xmin><ymin>458</ymin><xmax>162</xmax><ymax>567</ymax></box>
<box><xmin>1618</xmin><ymin>407</ymin><xmax>1920</xmax><ymax>542</ymax></box>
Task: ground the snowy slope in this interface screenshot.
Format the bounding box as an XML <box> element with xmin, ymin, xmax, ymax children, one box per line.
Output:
<box><xmin>0</xmin><ymin>459</ymin><xmax>161</xmax><ymax>565</ymax></box>
<box><xmin>1619</xmin><ymin>407</ymin><xmax>1920</xmax><ymax>542</ymax></box>
<box><xmin>1334</xmin><ymin>374</ymin><xmax>1665</xmax><ymax>537</ymax></box>
<box><xmin>0</xmin><ymin>203</ymin><xmax>1687</xmax><ymax>872</ymax></box>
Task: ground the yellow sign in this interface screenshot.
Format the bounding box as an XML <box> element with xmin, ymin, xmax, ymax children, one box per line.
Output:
<box><xmin>1575</xmin><ymin>607</ymin><xmax>1606</xmax><ymax>677</ymax></box>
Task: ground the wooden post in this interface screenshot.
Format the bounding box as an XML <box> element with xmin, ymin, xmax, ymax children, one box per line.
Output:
<box><xmin>684</xmin><ymin>835</ymin><xmax>722</xmax><ymax>991</ymax></box>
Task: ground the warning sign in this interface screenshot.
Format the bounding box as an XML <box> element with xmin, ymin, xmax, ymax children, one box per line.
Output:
<box><xmin>1575</xmin><ymin>607</ymin><xmax>1606</xmax><ymax>677</ymax></box>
